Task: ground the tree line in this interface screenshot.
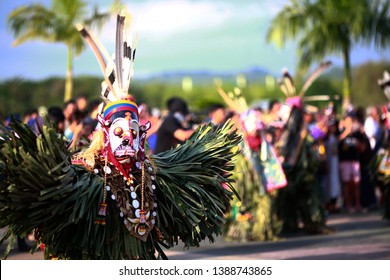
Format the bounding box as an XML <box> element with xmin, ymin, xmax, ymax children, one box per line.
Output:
<box><xmin>1</xmin><ymin>60</ymin><xmax>389</xmax><ymax>119</ymax></box>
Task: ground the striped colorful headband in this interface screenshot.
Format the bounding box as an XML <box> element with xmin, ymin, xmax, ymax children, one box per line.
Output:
<box><xmin>103</xmin><ymin>100</ymin><xmax>139</xmax><ymax>121</ymax></box>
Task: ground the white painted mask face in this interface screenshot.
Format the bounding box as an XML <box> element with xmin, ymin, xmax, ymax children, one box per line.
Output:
<box><xmin>109</xmin><ymin>114</ymin><xmax>140</xmax><ymax>164</ymax></box>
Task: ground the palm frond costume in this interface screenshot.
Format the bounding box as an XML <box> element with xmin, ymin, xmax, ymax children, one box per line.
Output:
<box><xmin>216</xmin><ymin>87</ymin><xmax>286</xmax><ymax>242</ymax></box>
<box><xmin>372</xmin><ymin>71</ymin><xmax>390</xmax><ymax>220</ymax></box>
<box><xmin>0</xmin><ymin>11</ymin><xmax>242</xmax><ymax>260</ymax></box>
<box><xmin>273</xmin><ymin>63</ymin><xmax>333</xmax><ymax>234</ymax></box>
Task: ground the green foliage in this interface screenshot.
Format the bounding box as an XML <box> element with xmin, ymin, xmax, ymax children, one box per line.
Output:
<box><xmin>275</xmin><ymin>132</ymin><xmax>328</xmax><ymax>234</ymax></box>
<box><xmin>267</xmin><ymin>0</ymin><xmax>390</xmax><ymax>107</ymax></box>
<box><xmin>0</xmin><ymin>77</ymin><xmax>279</xmax><ymax>120</ymax></box>
<box><xmin>0</xmin><ymin>117</ymin><xmax>242</xmax><ymax>259</ymax></box>
<box><xmin>304</xmin><ymin>77</ymin><xmax>343</xmax><ymax>109</ymax></box>
<box><xmin>1</xmin><ymin>60</ymin><xmax>389</xmax><ymax>121</ymax></box>
<box><xmin>7</xmin><ymin>0</ymin><xmax>113</xmax><ymax>101</ymax></box>
<box><xmin>223</xmin><ymin>148</ymin><xmax>282</xmax><ymax>242</ymax></box>
<box><xmin>0</xmin><ymin>76</ymin><xmax>101</xmax><ymax>117</ymax></box>
<box><xmin>152</xmin><ymin>122</ymin><xmax>242</xmax><ymax>247</ymax></box>
<box><xmin>351</xmin><ymin>61</ymin><xmax>390</xmax><ymax>107</ymax></box>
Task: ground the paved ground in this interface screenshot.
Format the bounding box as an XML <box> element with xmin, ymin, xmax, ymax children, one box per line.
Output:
<box><xmin>167</xmin><ymin>209</ymin><xmax>390</xmax><ymax>260</ymax></box>
<box><xmin>1</xmin><ymin>209</ymin><xmax>390</xmax><ymax>260</ymax></box>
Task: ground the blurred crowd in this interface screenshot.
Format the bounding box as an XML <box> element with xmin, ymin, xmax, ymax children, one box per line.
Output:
<box><xmin>265</xmin><ymin>100</ymin><xmax>388</xmax><ymax>215</ymax></box>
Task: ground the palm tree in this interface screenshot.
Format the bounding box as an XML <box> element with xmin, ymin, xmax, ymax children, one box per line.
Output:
<box><xmin>7</xmin><ymin>0</ymin><xmax>119</xmax><ymax>102</ymax></box>
<box><xmin>267</xmin><ymin>0</ymin><xmax>390</xmax><ymax>109</ymax></box>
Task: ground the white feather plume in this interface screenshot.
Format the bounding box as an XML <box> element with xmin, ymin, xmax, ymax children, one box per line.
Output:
<box><xmin>77</xmin><ymin>9</ymin><xmax>136</xmax><ymax>103</ymax></box>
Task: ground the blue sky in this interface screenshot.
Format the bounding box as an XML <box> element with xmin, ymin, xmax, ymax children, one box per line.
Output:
<box><xmin>1</xmin><ymin>0</ymin><xmax>390</xmax><ymax>81</ymax></box>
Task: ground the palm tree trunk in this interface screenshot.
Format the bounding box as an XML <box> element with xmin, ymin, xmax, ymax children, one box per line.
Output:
<box><xmin>342</xmin><ymin>47</ymin><xmax>352</xmax><ymax>110</ymax></box>
<box><xmin>64</xmin><ymin>44</ymin><xmax>73</xmax><ymax>102</ymax></box>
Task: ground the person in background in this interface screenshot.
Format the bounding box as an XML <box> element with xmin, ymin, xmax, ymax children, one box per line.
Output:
<box><xmin>47</xmin><ymin>106</ymin><xmax>65</xmax><ymax>134</ymax></box>
<box><xmin>207</xmin><ymin>103</ymin><xmax>227</xmax><ymax>128</ymax></box>
<box><xmin>355</xmin><ymin>106</ymin><xmax>377</xmax><ymax>210</ymax></box>
<box><xmin>338</xmin><ymin>112</ymin><xmax>365</xmax><ymax>213</ymax></box>
<box><xmin>76</xmin><ymin>95</ymin><xmax>89</xmax><ymax>119</ymax></box>
<box><xmin>26</xmin><ymin>107</ymin><xmax>46</xmax><ymax>136</ymax></box>
<box><xmin>324</xmin><ymin>118</ymin><xmax>342</xmax><ymax>213</ymax></box>
<box><xmin>265</xmin><ymin>99</ymin><xmax>282</xmax><ymax>124</ymax></box>
<box><xmin>23</xmin><ymin>108</ymin><xmax>37</xmax><ymax>125</ymax></box>
<box><xmin>64</xmin><ymin>109</ymin><xmax>84</xmax><ymax>146</ymax></box>
<box><xmin>80</xmin><ymin>99</ymin><xmax>101</xmax><ymax>137</ymax></box>
<box><xmin>303</xmin><ymin>105</ymin><xmax>328</xmax><ymax>141</ymax></box>
<box><xmin>302</xmin><ymin>105</ymin><xmax>329</xmax><ymax>209</ymax></box>
<box><xmin>63</xmin><ymin>99</ymin><xmax>78</xmax><ymax>134</ymax></box>
<box><xmin>364</xmin><ymin>106</ymin><xmax>383</xmax><ymax>154</ymax></box>
<box><xmin>264</xmin><ymin>99</ymin><xmax>284</xmax><ymax>144</ymax></box>
<box><xmin>67</xmin><ymin>99</ymin><xmax>101</xmax><ymax>149</ymax></box>
<box><xmin>4</xmin><ymin>113</ymin><xmax>20</xmax><ymax>127</ymax></box>
<box><xmin>138</xmin><ymin>103</ymin><xmax>161</xmax><ymax>154</ymax></box>
<box><xmin>154</xmin><ymin>97</ymin><xmax>195</xmax><ymax>154</ymax></box>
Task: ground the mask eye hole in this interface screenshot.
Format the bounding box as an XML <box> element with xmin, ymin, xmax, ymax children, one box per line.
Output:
<box><xmin>114</xmin><ymin>127</ymin><xmax>123</xmax><ymax>136</ymax></box>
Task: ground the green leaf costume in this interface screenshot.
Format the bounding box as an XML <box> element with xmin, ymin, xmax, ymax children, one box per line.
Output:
<box><xmin>0</xmin><ymin>120</ymin><xmax>241</xmax><ymax>259</ymax></box>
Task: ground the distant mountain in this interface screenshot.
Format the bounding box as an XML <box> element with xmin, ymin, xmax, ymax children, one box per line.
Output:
<box><xmin>135</xmin><ymin>66</ymin><xmax>271</xmax><ymax>84</ymax></box>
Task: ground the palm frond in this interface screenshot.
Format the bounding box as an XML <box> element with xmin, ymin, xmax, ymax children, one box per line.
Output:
<box><xmin>0</xmin><ymin>118</ymin><xmax>243</xmax><ymax>259</ymax></box>
<box><xmin>7</xmin><ymin>5</ymin><xmax>57</xmax><ymax>46</ymax></box>
<box><xmin>0</xmin><ymin>119</ymin><xmax>154</xmax><ymax>259</ymax></box>
<box><xmin>152</xmin><ymin>122</ymin><xmax>242</xmax><ymax>248</ymax></box>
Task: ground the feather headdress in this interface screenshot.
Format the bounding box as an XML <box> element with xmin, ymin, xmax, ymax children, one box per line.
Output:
<box><xmin>216</xmin><ymin>85</ymin><xmax>248</xmax><ymax>114</ymax></box>
<box><xmin>278</xmin><ymin>61</ymin><xmax>332</xmax><ymax>98</ymax></box>
<box><xmin>76</xmin><ymin>10</ymin><xmax>137</xmax><ymax>105</ymax></box>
